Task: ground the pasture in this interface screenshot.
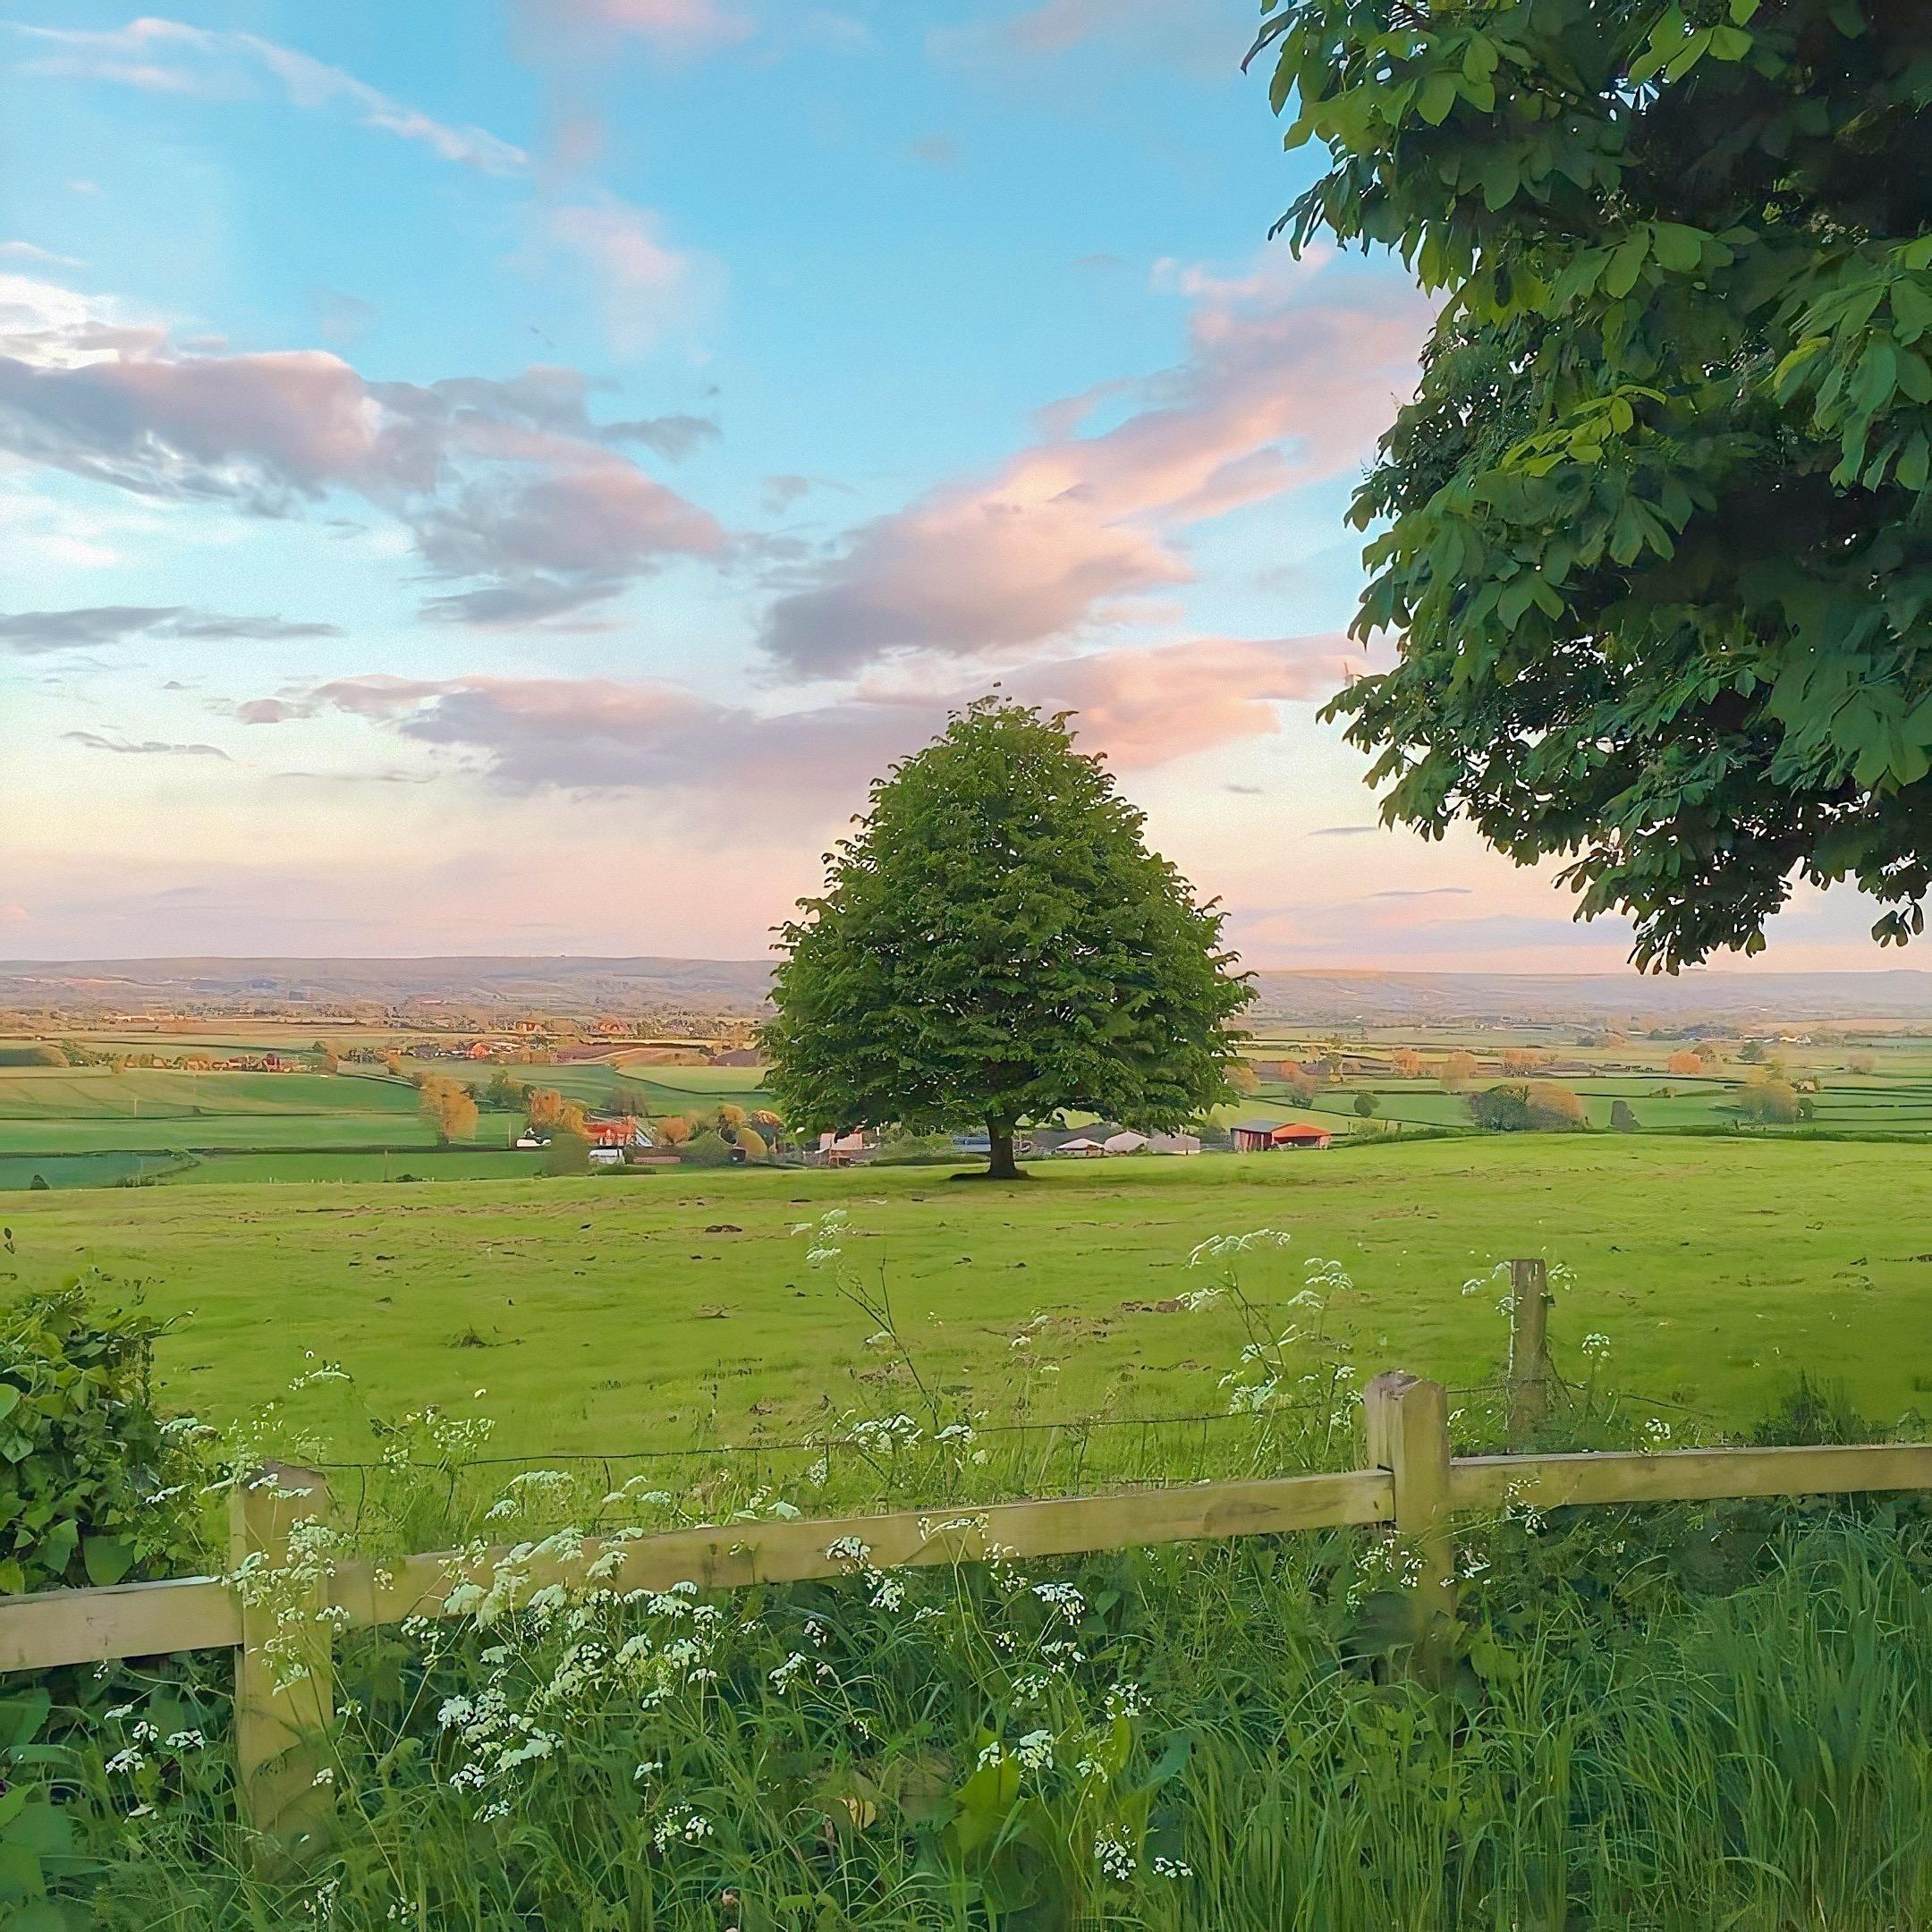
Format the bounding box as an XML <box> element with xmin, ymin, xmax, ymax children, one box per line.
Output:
<box><xmin>5</xmin><ymin>1137</ymin><xmax>1929</xmax><ymax>1454</ymax></box>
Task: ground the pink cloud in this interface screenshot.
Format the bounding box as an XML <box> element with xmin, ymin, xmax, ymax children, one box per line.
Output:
<box><xmin>516</xmin><ymin>0</ymin><xmax>753</xmax><ymax>51</ymax></box>
<box><xmin>260</xmin><ymin>631</ymin><xmax>1348</xmax><ymax>797</ymax></box>
<box><xmin>761</xmin><ymin>258</ymin><xmax>1428</xmax><ymax>673</ymax></box>
<box><xmin>0</xmin><ymin>291</ymin><xmax>727</xmax><ymax>621</ymax></box>
<box><xmin>1003</xmin><ymin>634</ymin><xmax>1352</xmax><ymax>767</ymax></box>
<box><xmin>543</xmin><ymin>200</ymin><xmax>714</xmax><ymax>355</ymax></box>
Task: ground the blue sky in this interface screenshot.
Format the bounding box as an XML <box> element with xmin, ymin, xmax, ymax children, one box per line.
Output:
<box><xmin>0</xmin><ymin>0</ymin><xmax>1886</xmax><ymax>968</ymax></box>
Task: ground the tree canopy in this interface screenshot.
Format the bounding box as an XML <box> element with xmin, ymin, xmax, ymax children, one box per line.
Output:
<box><xmin>1256</xmin><ymin>0</ymin><xmax>1932</xmax><ymax>968</ymax></box>
<box><xmin>763</xmin><ymin>699</ymin><xmax>1253</xmax><ymax>1178</ymax></box>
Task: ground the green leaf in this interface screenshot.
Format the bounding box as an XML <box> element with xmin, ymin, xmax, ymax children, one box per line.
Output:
<box><xmin>1415</xmin><ymin>71</ymin><xmax>1459</xmax><ymax>126</ymax></box>
<box><xmin>0</xmin><ymin>1389</ymin><xmax>20</xmax><ymax>1424</ymax></box>
<box><xmin>1651</xmin><ymin>223</ymin><xmax>1705</xmax><ymax>273</ymax></box>
<box><xmin>81</xmin><ymin>1533</ymin><xmax>135</xmax><ymax>1588</ymax></box>
<box><xmin>1605</xmin><ymin>231</ymin><xmax>1650</xmax><ymax>299</ymax></box>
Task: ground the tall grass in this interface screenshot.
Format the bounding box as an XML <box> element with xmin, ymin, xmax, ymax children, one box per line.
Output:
<box><xmin>49</xmin><ymin>1508</ymin><xmax>1932</xmax><ymax>1930</ymax></box>
<box><xmin>19</xmin><ymin>1229</ymin><xmax>1932</xmax><ymax>1928</ymax></box>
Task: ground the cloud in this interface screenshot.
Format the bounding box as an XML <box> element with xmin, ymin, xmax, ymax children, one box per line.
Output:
<box><xmin>0</xmin><ymin>242</ymin><xmax>82</xmax><ymax>268</ymax></box>
<box><xmin>0</xmin><ymin>605</ymin><xmax>341</xmax><ymax>655</ymax></box>
<box><xmin>515</xmin><ymin>0</ymin><xmax>754</xmax><ymax>52</ymax></box>
<box><xmin>63</xmin><ymin>729</ymin><xmax>229</xmax><ymax>758</ymax></box>
<box><xmin>1366</xmin><ymin>886</ymin><xmax>1473</xmax><ymax>900</ymax></box>
<box><xmin>759</xmin><ymin>256</ymin><xmax>1428</xmax><ymax>674</ymax></box>
<box><xmin>257</xmin><ymin>631</ymin><xmax>1344</xmax><ymax>800</ymax></box>
<box><xmin>994</xmin><ymin>633</ymin><xmax>1351</xmax><ymax>767</ymax></box>
<box><xmin>309</xmin><ymin>286</ymin><xmax>377</xmax><ymax>345</ymax></box>
<box><xmin>544</xmin><ymin>201</ymin><xmax>713</xmax><ymax>355</ymax></box>
<box><xmin>932</xmin><ymin>0</ymin><xmax>1237</xmax><ymax>73</ymax></box>
<box><xmin>0</xmin><ymin>284</ymin><xmax>729</xmax><ymax>623</ymax></box>
<box><xmin>1309</xmin><ymin>824</ymin><xmax>1377</xmax><ymax>838</ymax></box>
<box><xmin>12</xmin><ymin>20</ymin><xmax>528</xmax><ymax>173</ymax></box>
<box><xmin>604</xmin><ymin>411</ymin><xmax>718</xmax><ymax>460</ymax></box>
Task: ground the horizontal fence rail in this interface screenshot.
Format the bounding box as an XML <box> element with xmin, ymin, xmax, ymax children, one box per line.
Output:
<box><xmin>6</xmin><ymin>1363</ymin><xmax>1931</xmax><ymax>1856</ymax></box>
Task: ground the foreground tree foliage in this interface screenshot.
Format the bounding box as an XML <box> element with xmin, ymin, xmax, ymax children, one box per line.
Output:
<box><xmin>764</xmin><ymin>700</ymin><xmax>1252</xmax><ymax>1178</ymax></box>
<box><xmin>1257</xmin><ymin>0</ymin><xmax>1932</xmax><ymax>967</ymax></box>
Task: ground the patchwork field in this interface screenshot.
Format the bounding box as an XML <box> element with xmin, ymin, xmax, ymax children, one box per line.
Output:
<box><xmin>5</xmin><ymin>1138</ymin><xmax>1928</xmax><ymax>1455</ymax></box>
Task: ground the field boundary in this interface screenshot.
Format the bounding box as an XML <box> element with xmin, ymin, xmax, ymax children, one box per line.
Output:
<box><xmin>4</xmin><ymin>1360</ymin><xmax>1930</xmax><ymax>1852</ymax></box>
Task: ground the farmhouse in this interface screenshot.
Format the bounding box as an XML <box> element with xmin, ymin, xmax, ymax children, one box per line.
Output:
<box><xmin>1231</xmin><ymin>1119</ymin><xmax>1334</xmax><ymax>1152</ymax></box>
<box><xmin>816</xmin><ymin>1129</ymin><xmax>877</xmax><ymax>1166</ymax></box>
<box><xmin>585</xmin><ymin>1115</ymin><xmax>651</xmax><ymax>1148</ymax></box>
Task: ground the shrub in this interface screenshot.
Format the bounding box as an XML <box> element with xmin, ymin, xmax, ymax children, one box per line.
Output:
<box><xmin>0</xmin><ymin>1289</ymin><xmax>205</xmax><ymax>1593</ymax></box>
<box><xmin>540</xmin><ymin>1131</ymin><xmax>589</xmax><ymax>1177</ymax></box>
<box><xmin>1469</xmin><ymin>1084</ymin><xmax>1530</xmax><ymax>1132</ymax></box>
<box><xmin>1608</xmin><ymin>1098</ymin><xmax>1639</xmax><ymax>1133</ymax></box>
<box><xmin>1524</xmin><ymin>1081</ymin><xmax>1587</xmax><ymax>1131</ymax></box>
<box><xmin>678</xmin><ymin>1130</ymin><xmax>736</xmax><ymax>1168</ymax></box>
<box><xmin>1736</xmin><ymin>1076</ymin><xmax>1804</xmax><ymax>1125</ymax></box>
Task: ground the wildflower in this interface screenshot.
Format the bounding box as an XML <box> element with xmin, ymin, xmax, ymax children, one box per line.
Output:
<box><xmin>164</xmin><ymin>1729</ymin><xmax>206</xmax><ymax>1752</ymax></box>
<box><xmin>1094</xmin><ymin>1827</ymin><xmax>1137</xmax><ymax>1881</ymax></box>
<box><xmin>1582</xmin><ymin>1331</ymin><xmax>1612</xmax><ymax>1361</ymax></box>
<box><xmin>1014</xmin><ymin>1729</ymin><xmax>1054</xmax><ymax>1770</ymax></box>
<box><xmin>1152</xmin><ymin>1854</ymin><xmax>1194</xmax><ymax>1879</ymax></box>
<box><xmin>978</xmin><ymin>1740</ymin><xmax>1006</xmax><ymax>1768</ymax></box>
<box><xmin>1032</xmin><ymin>1581</ymin><xmax>1084</xmax><ymax>1623</ymax></box>
<box><xmin>311</xmin><ymin>1767</ymin><xmax>335</xmax><ymax>1787</ymax></box>
<box><xmin>769</xmin><ymin>1652</ymin><xmax>809</xmax><ymax>1692</ymax></box>
<box><xmin>653</xmin><ymin>1805</ymin><xmax>713</xmax><ymax>1849</ymax></box>
<box><xmin>1186</xmin><ymin>1228</ymin><xmax>1291</xmax><ymax>1268</ymax></box>
<box><xmin>105</xmin><ymin>1748</ymin><xmax>145</xmax><ymax>1776</ymax></box>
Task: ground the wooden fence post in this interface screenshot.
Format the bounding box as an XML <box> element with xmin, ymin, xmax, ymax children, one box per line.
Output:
<box><xmin>1508</xmin><ymin>1258</ymin><xmax>1550</xmax><ymax>1445</ymax></box>
<box><xmin>1363</xmin><ymin>1372</ymin><xmax>1455</xmax><ymax>1662</ymax></box>
<box><xmin>229</xmin><ymin>1462</ymin><xmax>335</xmax><ymax>1862</ymax></box>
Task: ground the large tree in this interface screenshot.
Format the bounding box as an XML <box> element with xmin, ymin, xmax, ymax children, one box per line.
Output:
<box><xmin>1255</xmin><ymin>0</ymin><xmax>1932</xmax><ymax>968</ymax></box>
<box><xmin>763</xmin><ymin>699</ymin><xmax>1252</xmax><ymax>1179</ymax></box>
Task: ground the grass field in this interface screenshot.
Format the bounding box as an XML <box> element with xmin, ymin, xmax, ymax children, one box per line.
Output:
<box><xmin>7</xmin><ymin>1138</ymin><xmax>1929</xmax><ymax>1454</ymax></box>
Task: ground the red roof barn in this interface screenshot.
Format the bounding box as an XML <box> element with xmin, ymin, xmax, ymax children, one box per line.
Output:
<box><xmin>1231</xmin><ymin>1119</ymin><xmax>1334</xmax><ymax>1153</ymax></box>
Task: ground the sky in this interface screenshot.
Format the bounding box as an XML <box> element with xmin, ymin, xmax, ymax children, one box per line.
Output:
<box><xmin>0</xmin><ymin>0</ymin><xmax>1892</xmax><ymax>971</ymax></box>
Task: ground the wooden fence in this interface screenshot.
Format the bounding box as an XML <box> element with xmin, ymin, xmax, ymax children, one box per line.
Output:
<box><xmin>8</xmin><ymin>1369</ymin><xmax>1932</xmax><ymax>1858</ymax></box>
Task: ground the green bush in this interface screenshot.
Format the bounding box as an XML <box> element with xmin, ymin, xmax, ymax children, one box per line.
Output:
<box><xmin>0</xmin><ymin>1289</ymin><xmax>206</xmax><ymax>1594</ymax></box>
<box><xmin>677</xmin><ymin>1129</ymin><xmax>737</xmax><ymax>1168</ymax></box>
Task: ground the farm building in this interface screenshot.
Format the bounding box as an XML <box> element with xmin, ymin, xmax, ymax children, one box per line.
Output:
<box><xmin>816</xmin><ymin>1129</ymin><xmax>877</xmax><ymax>1167</ymax></box>
<box><xmin>585</xmin><ymin>1116</ymin><xmax>652</xmax><ymax>1148</ymax></box>
<box><xmin>1055</xmin><ymin>1137</ymin><xmax>1108</xmax><ymax>1157</ymax></box>
<box><xmin>1102</xmin><ymin>1131</ymin><xmax>1150</xmax><ymax>1154</ymax></box>
<box><xmin>1148</xmin><ymin>1131</ymin><xmax>1202</xmax><ymax>1156</ymax></box>
<box><xmin>1231</xmin><ymin>1119</ymin><xmax>1334</xmax><ymax>1153</ymax></box>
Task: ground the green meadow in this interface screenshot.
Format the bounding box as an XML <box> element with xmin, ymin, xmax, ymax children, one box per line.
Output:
<box><xmin>6</xmin><ymin>1137</ymin><xmax>1929</xmax><ymax>1455</ymax></box>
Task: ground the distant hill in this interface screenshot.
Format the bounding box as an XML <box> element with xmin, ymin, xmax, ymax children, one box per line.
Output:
<box><xmin>1241</xmin><ymin>969</ymin><xmax>1932</xmax><ymax>1025</ymax></box>
<box><xmin>0</xmin><ymin>955</ymin><xmax>778</xmax><ymax>1013</ymax></box>
<box><xmin>6</xmin><ymin>956</ymin><xmax>1932</xmax><ymax>1025</ymax></box>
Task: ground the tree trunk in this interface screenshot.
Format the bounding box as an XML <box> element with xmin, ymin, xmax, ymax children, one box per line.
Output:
<box><xmin>986</xmin><ymin>1121</ymin><xmax>1020</xmax><ymax>1180</ymax></box>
